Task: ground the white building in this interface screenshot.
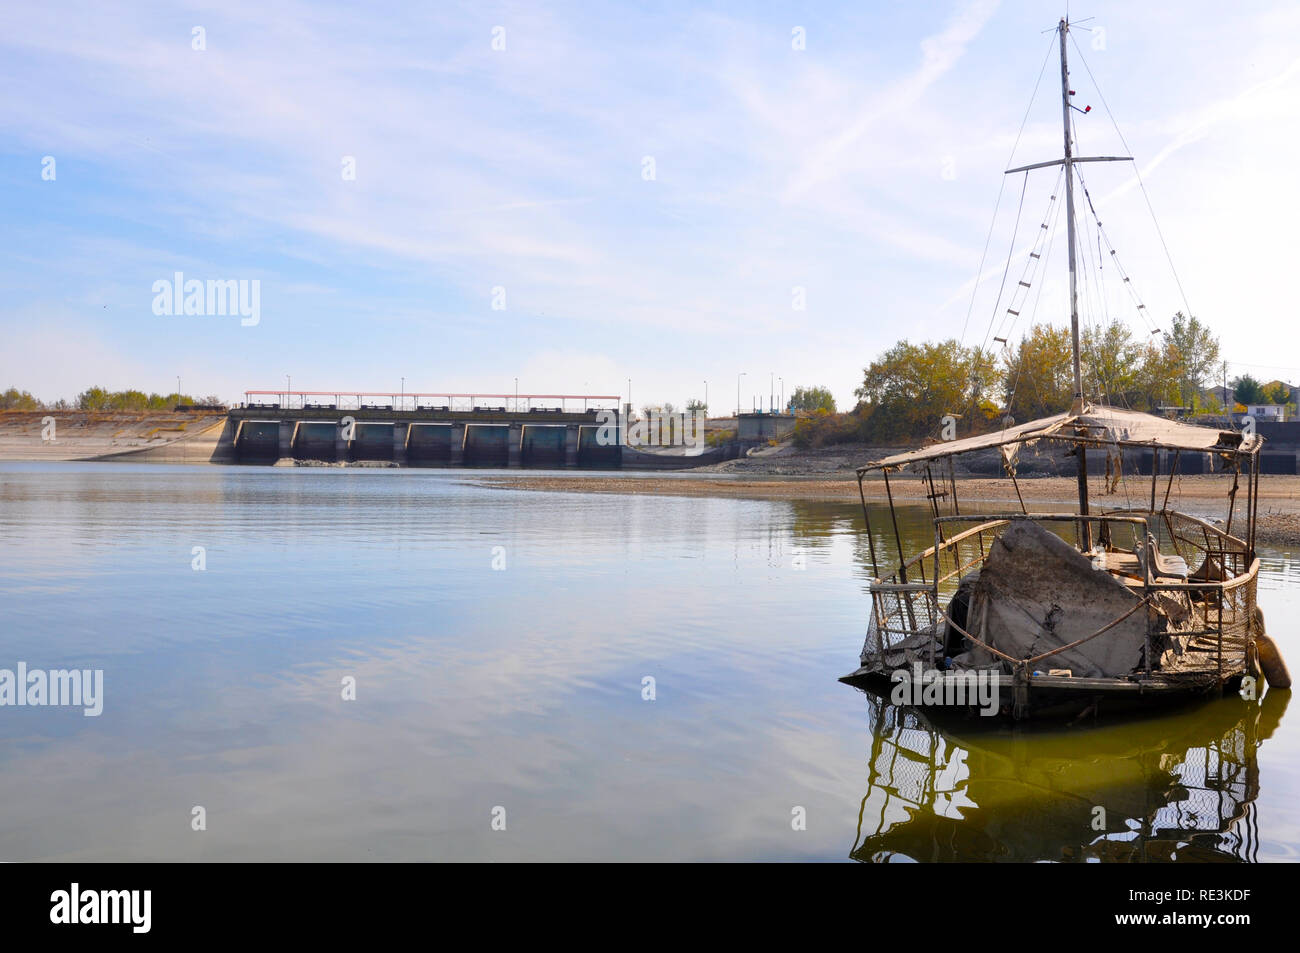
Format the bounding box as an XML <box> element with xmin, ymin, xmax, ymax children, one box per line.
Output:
<box><xmin>1246</xmin><ymin>404</ymin><xmax>1286</xmax><ymax>422</ymax></box>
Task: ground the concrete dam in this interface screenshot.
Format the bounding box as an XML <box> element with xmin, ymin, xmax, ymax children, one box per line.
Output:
<box><xmin>230</xmin><ymin>408</ymin><xmax>619</xmax><ymax>467</ymax></box>
<box><xmin>214</xmin><ymin>391</ymin><xmax>735</xmax><ymax>469</ymax></box>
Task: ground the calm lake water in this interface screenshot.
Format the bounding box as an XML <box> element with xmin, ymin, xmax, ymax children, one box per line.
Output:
<box><xmin>0</xmin><ymin>462</ymin><xmax>1297</xmax><ymax>862</ymax></box>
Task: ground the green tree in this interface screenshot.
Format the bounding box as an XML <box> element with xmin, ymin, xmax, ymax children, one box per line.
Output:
<box><xmin>1081</xmin><ymin>320</ymin><xmax>1140</xmax><ymax>405</ymax></box>
<box><xmin>1261</xmin><ymin>380</ymin><xmax>1292</xmax><ymax>405</ymax></box>
<box><xmin>1003</xmin><ymin>325</ymin><xmax>1073</xmax><ymax>421</ymax></box>
<box><xmin>76</xmin><ymin>387</ymin><xmax>195</xmax><ymax>412</ymax></box>
<box><xmin>77</xmin><ymin>386</ymin><xmax>110</xmax><ymax>410</ymax></box>
<box><xmin>788</xmin><ymin>385</ymin><xmax>836</xmax><ymax>414</ymax></box>
<box><xmin>0</xmin><ymin>387</ymin><xmax>41</xmax><ymax>410</ymax></box>
<box><xmin>1167</xmin><ymin>312</ymin><xmax>1220</xmax><ymax>406</ymax></box>
<box><xmin>1232</xmin><ymin>374</ymin><xmax>1264</xmax><ymax>405</ymax></box>
<box><xmin>1131</xmin><ymin>339</ymin><xmax>1183</xmax><ymax>411</ymax></box>
<box><xmin>856</xmin><ymin>339</ymin><xmax>999</xmax><ymax>441</ymax></box>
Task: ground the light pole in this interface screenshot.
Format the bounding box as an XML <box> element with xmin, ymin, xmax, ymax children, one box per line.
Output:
<box><xmin>704</xmin><ymin>380</ymin><xmax>708</xmax><ymax>416</ymax></box>
<box><xmin>779</xmin><ymin>377</ymin><xmax>783</xmax><ymax>413</ymax></box>
<box><xmin>514</xmin><ymin>377</ymin><xmax>518</xmax><ymax>412</ymax></box>
<box><xmin>286</xmin><ymin>374</ymin><xmax>291</xmax><ymax>408</ymax></box>
<box><xmin>177</xmin><ymin>376</ymin><xmax>181</xmax><ymax>400</ymax></box>
<box><xmin>736</xmin><ymin>372</ymin><xmax>746</xmax><ymax>417</ymax></box>
<box><xmin>400</xmin><ymin>377</ymin><xmax>405</xmax><ymax>410</ymax></box>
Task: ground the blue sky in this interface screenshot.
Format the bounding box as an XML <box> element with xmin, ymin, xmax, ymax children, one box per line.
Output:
<box><xmin>3</xmin><ymin>0</ymin><xmax>1299</xmax><ymax>411</ymax></box>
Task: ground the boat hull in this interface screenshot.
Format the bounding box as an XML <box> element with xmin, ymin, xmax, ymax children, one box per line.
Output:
<box><xmin>839</xmin><ymin>666</ymin><xmax>1234</xmax><ymax>721</ymax></box>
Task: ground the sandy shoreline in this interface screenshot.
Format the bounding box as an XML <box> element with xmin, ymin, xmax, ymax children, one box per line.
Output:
<box><xmin>468</xmin><ymin>473</ymin><xmax>1300</xmax><ymax>548</ymax></box>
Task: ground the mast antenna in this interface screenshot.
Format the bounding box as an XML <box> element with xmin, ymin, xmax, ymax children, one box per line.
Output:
<box><xmin>1059</xmin><ymin>17</ymin><xmax>1083</xmax><ymax>406</ymax></box>
<box><xmin>1000</xmin><ymin>17</ymin><xmax>1135</xmax><ymax>542</ymax></box>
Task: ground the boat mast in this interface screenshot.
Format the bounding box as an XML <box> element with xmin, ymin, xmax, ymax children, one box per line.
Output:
<box><xmin>1058</xmin><ymin>17</ymin><xmax>1092</xmax><ymax>545</ymax></box>
<box><xmin>1058</xmin><ymin>18</ymin><xmax>1083</xmax><ymax>403</ymax></box>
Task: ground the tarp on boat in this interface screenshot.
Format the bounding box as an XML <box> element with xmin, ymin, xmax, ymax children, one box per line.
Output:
<box><xmin>859</xmin><ymin>403</ymin><xmax>1260</xmax><ymax>473</ymax></box>
<box><xmin>956</xmin><ymin>520</ymin><xmax>1151</xmax><ymax>678</ymax></box>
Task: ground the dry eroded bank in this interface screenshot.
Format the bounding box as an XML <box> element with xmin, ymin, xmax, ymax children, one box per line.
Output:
<box><xmin>0</xmin><ymin>410</ymin><xmax>226</xmax><ymax>461</ymax></box>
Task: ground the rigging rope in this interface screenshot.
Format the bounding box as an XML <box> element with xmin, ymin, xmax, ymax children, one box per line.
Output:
<box><xmin>960</xmin><ymin>33</ymin><xmax>1059</xmax><ymax>345</ymax></box>
<box><xmin>1069</xmin><ymin>31</ymin><xmax>1196</xmax><ymax>319</ymax></box>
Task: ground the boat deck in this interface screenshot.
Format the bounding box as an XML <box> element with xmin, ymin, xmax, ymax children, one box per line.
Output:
<box><xmin>855</xmin><ymin>624</ymin><xmax>1243</xmax><ymax>688</ymax></box>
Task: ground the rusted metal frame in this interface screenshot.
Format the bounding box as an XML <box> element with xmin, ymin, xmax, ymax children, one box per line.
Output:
<box><xmin>1169</xmin><ymin>530</ymin><xmax>1203</xmax><ymax>553</ymax></box>
<box><xmin>1036</xmin><ymin>433</ymin><xmax>1256</xmax><ymax>454</ymax></box>
<box><xmin>1009</xmin><ymin>467</ymin><xmax>1028</xmax><ymax>515</ymax></box>
<box><xmin>1249</xmin><ymin>449</ymin><xmax>1261</xmax><ymax>554</ymax></box>
<box><xmin>881</xmin><ymin>468</ymin><xmax>918</xmax><ymax>631</ymax></box>
<box><xmin>949</xmin><ymin>456</ymin><xmax>960</xmax><ymax>517</ymax></box>
<box><xmin>1160</xmin><ymin>450</ymin><xmax>1180</xmax><ymax>509</ymax></box>
<box><xmin>1150</xmin><ymin>448</ymin><xmax>1160</xmax><ymax>514</ymax></box>
<box><xmin>1251</xmin><ymin>450</ymin><xmax>1259</xmax><ymax>553</ymax></box>
<box><xmin>924</xmin><ymin>465</ymin><xmax>944</xmax><ymax>521</ymax></box>
<box><xmin>857</xmin><ymin>471</ymin><xmax>881</xmax><ymax>580</ymax></box>
<box><xmin>1077</xmin><ymin>436</ymin><xmax>1093</xmax><ymax>551</ymax></box>
<box><xmin>1170</xmin><ymin>525</ymin><xmax>1196</xmax><ymax>553</ymax></box>
<box><xmin>859</xmin><ymin>434</ymin><xmax>1260</xmax><ymax>477</ymax></box>
<box><xmin>1143</xmin><ymin>520</ymin><xmax>1154</xmax><ymax>676</ymax></box>
<box><xmin>898</xmin><ymin>519</ymin><xmax>1010</xmax><ymax>576</ymax></box>
<box><xmin>1163</xmin><ymin>512</ymin><xmax>1185</xmax><ymax>563</ymax></box>
<box><xmin>858</xmin><ymin>470</ymin><xmax>886</xmax><ymax>660</ymax></box>
<box><xmin>1256</xmin><ymin>450</ymin><xmax>1262</xmax><ymax>552</ymax></box>
<box><xmin>1244</xmin><ymin>451</ymin><xmax>1254</xmax><ymax>556</ymax></box>
<box><xmin>1242</xmin><ymin>452</ymin><xmax>1253</xmax><ymax>553</ymax></box>
<box><xmin>935</xmin><ymin>552</ymin><xmax>987</xmax><ymax>588</ymax></box>
<box><xmin>872</xmin><ymin>590</ymin><xmax>886</xmax><ymax>660</ymax></box>
<box><xmin>924</xmin><ymin>465</ymin><xmax>948</xmax><ymax>576</ymax></box>
<box><xmin>1217</xmin><ymin>582</ymin><xmax>1224</xmax><ymax>682</ymax></box>
<box><xmin>934</xmin><ymin>512</ymin><xmax>1150</xmax><ymax>533</ymax></box>
<box><xmin>1161</xmin><ymin>450</ymin><xmax>1181</xmax><ymax>555</ymax></box>
<box><xmin>1110</xmin><ymin>506</ymin><xmax>1248</xmax><ymax>552</ymax></box>
<box><xmin>1225</xmin><ymin>459</ymin><xmax>1241</xmax><ymax>538</ymax></box>
<box><xmin>1145</xmin><ymin>579</ymin><xmax>1237</xmax><ymax>592</ymax></box>
<box><xmin>932</xmin><ymin>520</ymin><xmax>943</xmax><ymax>667</ymax></box>
<box><xmin>882</xmin><ymin>469</ymin><xmax>909</xmax><ymax>583</ymax></box>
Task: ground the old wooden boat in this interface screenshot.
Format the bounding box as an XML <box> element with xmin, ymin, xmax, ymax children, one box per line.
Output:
<box><xmin>841</xmin><ymin>19</ymin><xmax>1290</xmax><ymax>719</ymax></box>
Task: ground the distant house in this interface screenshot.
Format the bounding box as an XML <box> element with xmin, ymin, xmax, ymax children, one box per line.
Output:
<box><xmin>1203</xmin><ymin>385</ymin><xmax>1234</xmax><ymax>408</ymax></box>
<box><xmin>1246</xmin><ymin>404</ymin><xmax>1286</xmax><ymax>422</ymax></box>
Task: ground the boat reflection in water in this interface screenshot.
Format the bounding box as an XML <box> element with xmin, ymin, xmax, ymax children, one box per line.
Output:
<box><xmin>850</xmin><ymin>688</ymin><xmax>1289</xmax><ymax>863</ymax></box>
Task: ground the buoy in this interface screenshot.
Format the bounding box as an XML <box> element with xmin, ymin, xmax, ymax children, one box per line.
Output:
<box><xmin>1256</xmin><ymin>634</ymin><xmax>1291</xmax><ymax>690</ymax></box>
<box><xmin>1252</xmin><ymin>608</ymin><xmax>1291</xmax><ymax>690</ymax></box>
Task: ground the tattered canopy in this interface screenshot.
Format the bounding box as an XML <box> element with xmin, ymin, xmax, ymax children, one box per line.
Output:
<box><xmin>858</xmin><ymin>403</ymin><xmax>1261</xmax><ymax>474</ymax></box>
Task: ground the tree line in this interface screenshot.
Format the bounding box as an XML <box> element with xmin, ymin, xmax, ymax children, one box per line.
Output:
<box><xmin>0</xmin><ymin>386</ymin><xmax>221</xmax><ymax>412</ymax></box>
<box><xmin>795</xmin><ymin>314</ymin><xmax>1287</xmax><ymax>448</ymax></box>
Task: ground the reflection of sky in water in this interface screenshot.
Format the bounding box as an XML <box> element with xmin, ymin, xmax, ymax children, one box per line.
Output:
<box><xmin>0</xmin><ymin>463</ymin><xmax>1295</xmax><ymax>861</ymax></box>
